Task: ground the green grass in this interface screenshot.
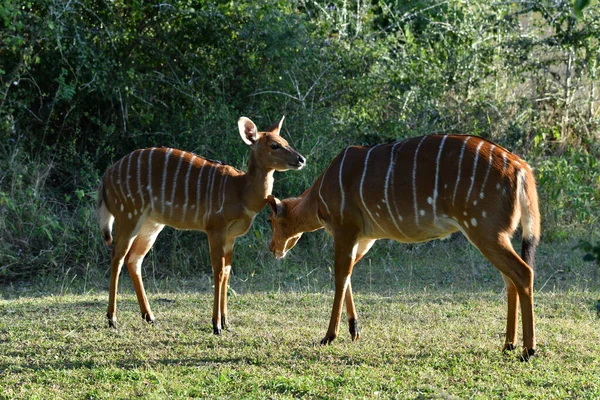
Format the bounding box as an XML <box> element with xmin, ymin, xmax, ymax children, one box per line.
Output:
<box><xmin>1</xmin><ymin>238</ymin><xmax>600</xmax><ymax>399</ymax></box>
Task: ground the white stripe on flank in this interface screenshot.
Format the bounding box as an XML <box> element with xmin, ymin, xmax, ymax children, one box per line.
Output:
<box><xmin>217</xmin><ymin>167</ymin><xmax>230</xmax><ymax>214</ymax></box>
<box><xmin>117</xmin><ymin>156</ymin><xmax>127</xmax><ymax>206</ymax></box>
<box><xmin>318</xmin><ymin>168</ymin><xmax>332</xmax><ymax>216</ymax></box>
<box><xmin>433</xmin><ymin>135</ymin><xmax>448</xmax><ymax>221</ymax></box>
<box><xmin>161</xmin><ymin>149</ymin><xmax>173</xmax><ymax>214</ymax></box>
<box><xmin>360</xmin><ymin>145</ymin><xmax>386</xmax><ymax>231</ymax></box>
<box><xmin>338</xmin><ymin>147</ymin><xmax>351</xmax><ymax>223</ymax></box>
<box><xmin>204</xmin><ymin>166</ymin><xmax>218</xmax><ymax>224</ymax></box>
<box><xmin>137</xmin><ymin>149</ymin><xmax>145</xmax><ymax>210</ymax></box>
<box><xmin>194</xmin><ymin>160</ymin><xmax>207</xmax><ymax>222</ymax></box>
<box><xmin>479</xmin><ymin>144</ymin><xmax>495</xmax><ymax>199</ymax></box>
<box><xmin>502</xmin><ymin>152</ymin><xmax>508</xmax><ymax>174</ymax></box>
<box><xmin>181</xmin><ymin>155</ymin><xmax>196</xmax><ymax>221</ymax></box>
<box><xmin>465</xmin><ymin>141</ymin><xmax>484</xmax><ymax>203</ymax></box>
<box><xmin>148</xmin><ymin>148</ymin><xmax>155</xmax><ymax>210</ymax></box>
<box><xmin>169</xmin><ymin>152</ymin><xmax>184</xmax><ymax>218</ymax></box>
<box><xmin>452</xmin><ymin>136</ymin><xmax>471</xmax><ymax>205</ymax></box>
<box><xmin>384</xmin><ymin>140</ymin><xmax>407</xmax><ymax>237</ymax></box>
<box><xmin>126</xmin><ymin>152</ymin><xmax>134</xmax><ymax>205</ymax></box>
<box><xmin>412</xmin><ymin>136</ymin><xmax>428</xmax><ymax>225</ymax></box>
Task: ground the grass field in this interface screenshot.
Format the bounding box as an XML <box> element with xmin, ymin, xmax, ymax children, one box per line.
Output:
<box><xmin>1</xmin><ymin>237</ymin><xmax>600</xmax><ymax>399</ymax></box>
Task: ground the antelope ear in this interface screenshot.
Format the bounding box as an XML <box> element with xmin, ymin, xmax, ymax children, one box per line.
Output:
<box><xmin>238</xmin><ymin>117</ymin><xmax>258</xmax><ymax>145</ymax></box>
<box><xmin>273</xmin><ymin>115</ymin><xmax>285</xmax><ymax>135</ymax></box>
<box><xmin>266</xmin><ymin>195</ymin><xmax>284</xmax><ymax>217</ymax></box>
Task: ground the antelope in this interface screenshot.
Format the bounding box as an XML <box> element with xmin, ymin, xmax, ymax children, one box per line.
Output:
<box><xmin>267</xmin><ymin>134</ymin><xmax>540</xmax><ymax>360</ymax></box>
<box><xmin>97</xmin><ymin>116</ymin><xmax>306</xmax><ymax>334</ymax></box>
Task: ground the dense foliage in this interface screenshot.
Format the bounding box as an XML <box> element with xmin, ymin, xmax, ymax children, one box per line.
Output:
<box><xmin>1</xmin><ymin>0</ymin><xmax>599</xmax><ymax>281</ymax></box>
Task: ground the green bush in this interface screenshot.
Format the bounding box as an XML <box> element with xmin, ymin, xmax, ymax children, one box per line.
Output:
<box><xmin>1</xmin><ymin>0</ymin><xmax>599</xmax><ymax>281</ymax></box>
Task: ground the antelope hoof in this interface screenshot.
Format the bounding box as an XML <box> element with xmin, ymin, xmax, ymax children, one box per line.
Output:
<box><xmin>142</xmin><ymin>313</ymin><xmax>155</xmax><ymax>324</ymax></box>
<box><xmin>213</xmin><ymin>321</ymin><xmax>222</xmax><ymax>335</ymax></box>
<box><xmin>221</xmin><ymin>315</ymin><xmax>229</xmax><ymax>330</ymax></box>
<box><xmin>320</xmin><ymin>334</ymin><xmax>337</xmax><ymax>345</ymax></box>
<box><xmin>503</xmin><ymin>343</ymin><xmax>516</xmax><ymax>353</ymax></box>
<box><xmin>107</xmin><ymin>313</ymin><xmax>117</xmax><ymax>329</ymax></box>
<box><xmin>348</xmin><ymin>319</ymin><xmax>360</xmax><ymax>341</ymax></box>
<box><xmin>520</xmin><ymin>348</ymin><xmax>536</xmax><ymax>362</ymax></box>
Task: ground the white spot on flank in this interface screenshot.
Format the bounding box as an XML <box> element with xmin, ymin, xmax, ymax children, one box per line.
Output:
<box><xmin>473</xmin><ymin>200</ymin><xmax>478</xmax><ymax>206</ymax></box>
<box><xmin>376</xmin><ymin>212</ymin><xmax>380</xmax><ymax>217</ymax></box>
<box><xmin>420</xmin><ymin>210</ymin><xmax>425</xmax><ymax>216</ymax></box>
<box><xmin>482</xmin><ymin>211</ymin><xmax>487</xmax><ymax>218</ymax></box>
<box><xmin>134</xmin><ymin>209</ymin><xmax>138</xmax><ymax>216</ymax></box>
<box><xmin>120</xmin><ymin>204</ymin><xmax>124</xmax><ymax>212</ymax></box>
<box><xmin>128</xmin><ymin>212</ymin><xmax>132</xmax><ymax>220</ymax></box>
<box><xmin>376</xmin><ymin>204</ymin><xmax>381</xmax><ymax>210</ymax></box>
<box><xmin>496</xmin><ymin>183</ymin><xmax>501</xmax><ymax>190</ymax></box>
<box><xmin>427</xmin><ymin>197</ymin><xmax>433</xmax><ymax>205</ymax></box>
<box><xmin>463</xmin><ymin>211</ymin><xmax>467</xmax><ymax>216</ymax></box>
<box><xmin>471</xmin><ymin>218</ymin><xmax>478</xmax><ymax>227</ymax></box>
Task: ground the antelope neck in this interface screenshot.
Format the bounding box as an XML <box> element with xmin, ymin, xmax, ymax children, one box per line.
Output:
<box><xmin>244</xmin><ymin>150</ymin><xmax>275</xmax><ymax>213</ymax></box>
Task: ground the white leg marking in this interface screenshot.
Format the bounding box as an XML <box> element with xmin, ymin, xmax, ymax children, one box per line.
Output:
<box><xmin>412</xmin><ymin>136</ymin><xmax>428</xmax><ymax>225</ymax></box>
<box><xmin>169</xmin><ymin>153</ymin><xmax>184</xmax><ymax>218</ymax></box>
<box><xmin>465</xmin><ymin>141</ymin><xmax>484</xmax><ymax>204</ymax></box>
<box><xmin>161</xmin><ymin>149</ymin><xmax>173</xmax><ymax>214</ymax></box>
<box><xmin>360</xmin><ymin>145</ymin><xmax>385</xmax><ymax>231</ymax></box>
<box><xmin>385</xmin><ymin>141</ymin><xmax>407</xmax><ymax>237</ymax></box>
<box><xmin>433</xmin><ymin>135</ymin><xmax>448</xmax><ymax>222</ymax></box>
<box><xmin>452</xmin><ymin>136</ymin><xmax>471</xmax><ymax>206</ymax></box>
<box><xmin>479</xmin><ymin>144</ymin><xmax>495</xmax><ymax>199</ymax></box>
<box><xmin>338</xmin><ymin>147</ymin><xmax>351</xmax><ymax>224</ymax></box>
<box><xmin>182</xmin><ymin>155</ymin><xmax>196</xmax><ymax>221</ymax></box>
<box><xmin>217</xmin><ymin>167</ymin><xmax>230</xmax><ymax>214</ymax></box>
<box><xmin>194</xmin><ymin>161</ymin><xmax>207</xmax><ymax>222</ymax></box>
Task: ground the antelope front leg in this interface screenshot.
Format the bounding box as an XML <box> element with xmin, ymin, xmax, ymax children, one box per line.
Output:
<box><xmin>208</xmin><ymin>233</ymin><xmax>226</xmax><ymax>335</ymax></box>
<box><xmin>321</xmin><ymin>234</ymin><xmax>358</xmax><ymax>345</ymax></box>
<box><xmin>106</xmin><ymin>235</ymin><xmax>134</xmax><ymax>328</ymax></box>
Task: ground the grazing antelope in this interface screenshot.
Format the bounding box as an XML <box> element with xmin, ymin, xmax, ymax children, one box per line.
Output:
<box><xmin>267</xmin><ymin>134</ymin><xmax>540</xmax><ymax>360</ymax></box>
<box><xmin>97</xmin><ymin>116</ymin><xmax>306</xmax><ymax>334</ymax></box>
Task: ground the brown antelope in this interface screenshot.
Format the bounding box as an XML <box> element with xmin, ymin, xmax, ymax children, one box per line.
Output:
<box><xmin>97</xmin><ymin>116</ymin><xmax>306</xmax><ymax>334</ymax></box>
<box><xmin>267</xmin><ymin>134</ymin><xmax>540</xmax><ymax>360</ymax></box>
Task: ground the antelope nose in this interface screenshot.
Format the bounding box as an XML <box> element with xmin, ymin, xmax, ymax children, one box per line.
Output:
<box><xmin>298</xmin><ymin>155</ymin><xmax>306</xmax><ymax>165</ymax></box>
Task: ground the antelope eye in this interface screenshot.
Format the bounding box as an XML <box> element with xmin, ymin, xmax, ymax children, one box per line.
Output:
<box><xmin>270</xmin><ymin>143</ymin><xmax>280</xmax><ymax>150</ymax></box>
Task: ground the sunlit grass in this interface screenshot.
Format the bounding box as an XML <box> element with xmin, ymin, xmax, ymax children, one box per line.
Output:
<box><xmin>1</xmin><ymin>238</ymin><xmax>599</xmax><ymax>399</ymax></box>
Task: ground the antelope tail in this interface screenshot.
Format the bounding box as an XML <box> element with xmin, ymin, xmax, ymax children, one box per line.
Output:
<box><xmin>517</xmin><ymin>169</ymin><xmax>541</xmax><ymax>269</ymax></box>
<box><xmin>96</xmin><ymin>179</ymin><xmax>114</xmax><ymax>247</ymax></box>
